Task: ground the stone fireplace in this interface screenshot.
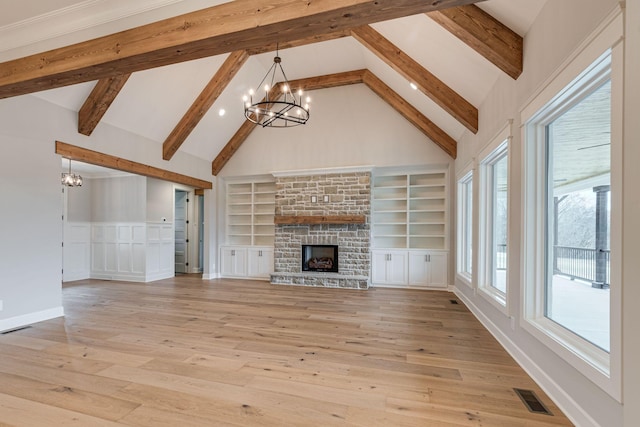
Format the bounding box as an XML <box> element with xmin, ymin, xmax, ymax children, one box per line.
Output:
<box><xmin>270</xmin><ymin>169</ymin><xmax>371</xmax><ymax>289</ymax></box>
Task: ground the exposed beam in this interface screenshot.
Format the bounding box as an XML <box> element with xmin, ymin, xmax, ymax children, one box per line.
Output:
<box><xmin>362</xmin><ymin>70</ymin><xmax>457</xmax><ymax>158</ymax></box>
<box><xmin>56</xmin><ymin>141</ymin><xmax>212</xmax><ymax>189</ymax></box>
<box><xmin>163</xmin><ymin>50</ymin><xmax>249</xmax><ymax>161</ymax></box>
<box><xmin>0</xmin><ymin>0</ymin><xmax>482</xmax><ymax>99</ymax></box>
<box><xmin>351</xmin><ymin>25</ymin><xmax>478</xmax><ymax>134</ymax></box>
<box><xmin>245</xmin><ymin>30</ymin><xmax>352</xmax><ymax>56</ymax></box>
<box><xmin>78</xmin><ymin>73</ymin><xmax>131</xmax><ymax>136</ymax></box>
<box><xmin>427</xmin><ymin>4</ymin><xmax>523</xmax><ymax>79</ymax></box>
<box><xmin>212</xmin><ymin>69</ymin><xmax>458</xmax><ymax>175</ymax></box>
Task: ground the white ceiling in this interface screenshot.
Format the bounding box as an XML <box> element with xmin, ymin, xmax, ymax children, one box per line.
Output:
<box><xmin>3</xmin><ymin>0</ymin><xmax>548</xmax><ymax>169</ymax></box>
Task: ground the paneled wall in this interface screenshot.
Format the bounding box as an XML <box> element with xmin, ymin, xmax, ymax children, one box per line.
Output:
<box><xmin>88</xmin><ymin>222</ymin><xmax>174</xmax><ymax>282</ymax></box>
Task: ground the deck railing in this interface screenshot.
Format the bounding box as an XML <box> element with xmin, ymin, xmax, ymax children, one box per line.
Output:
<box><xmin>495</xmin><ymin>244</ymin><xmax>609</xmax><ymax>286</ymax></box>
<box><xmin>554</xmin><ymin>245</ymin><xmax>610</xmax><ymax>286</ymax></box>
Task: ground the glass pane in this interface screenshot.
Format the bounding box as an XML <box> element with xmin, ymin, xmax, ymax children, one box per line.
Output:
<box><xmin>491</xmin><ymin>154</ymin><xmax>508</xmax><ymax>293</ymax></box>
<box><xmin>545</xmin><ymin>80</ymin><xmax>611</xmax><ymax>352</ymax></box>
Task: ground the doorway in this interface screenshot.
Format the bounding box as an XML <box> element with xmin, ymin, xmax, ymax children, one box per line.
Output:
<box><xmin>174</xmin><ymin>190</ymin><xmax>188</xmax><ymax>274</ymax></box>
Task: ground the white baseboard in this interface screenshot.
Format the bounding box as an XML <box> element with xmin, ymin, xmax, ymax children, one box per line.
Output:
<box><xmin>91</xmin><ymin>273</ymin><xmax>146</xmax><ymax>282</ymax></box>
<box><xmin>202</xmin><ymin>273</ymin><xmax>220</xmax><ymax>280</ymax></box>
<box><xmin>145</xmin><ymin>272</ymin><xmax>174</xmax><ymax>282</ymax></box>
<box><xmin>63</xmin><ymin>271</ymin><xmax>90</xmax><ymax>282</ymax></box>
<box><xmin>454</xmin><ymin>288</ymin><xmax>600</xmax><ymax>427</ymax></box>
<box><xmin>0</xmin><ymin>306</ymin><xmax>64</xmax><ymax>333</ymax></box>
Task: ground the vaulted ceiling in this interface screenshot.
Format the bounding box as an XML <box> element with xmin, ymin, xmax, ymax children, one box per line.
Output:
<box><xmin>0</xmin><ymin>0</ymin><xmax>547</xmax><ymax>177</ymax></box>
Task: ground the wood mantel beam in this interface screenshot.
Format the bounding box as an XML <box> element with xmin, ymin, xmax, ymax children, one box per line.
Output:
<box><xmin>275</xmin><ymin>215</ymin><xmax>366</xmax><ymax>225</ymax></box>
<box><xmin>351</xmin><ymin>25</ymin><xmax>478</xmax><ymax>134</ymax></box>
<box><xmin>0</xmin><ymin>0</ymin><xmax>482</xmax><ymax>99</ymax></box>
<box><xmin>362</xmin><ymin>71</ymin><xmax>457</xmax><ymax>158</ymax></box>
<box><xmin>78</xmin><ymin>73</ymin><xmax>131</xmax><ymax>136</ymax></box>
<box><xmin>211</xmin><ymin>69</ymin><xmax>458</xmax><ymax>175</ymax></box>
<box><xmin>427</xmin><ymin>4</ymin><xmax>523</xmax><ymax>79</ymax></box>
<box><xmin>56</xmin><ymin>141</ymin><xmax>212</xmax><ymax>189</ymax></box>
<box><xmin>162</xmin><ymin>50</ymin><xmax>249</xmax><ymax>161</ymax></box>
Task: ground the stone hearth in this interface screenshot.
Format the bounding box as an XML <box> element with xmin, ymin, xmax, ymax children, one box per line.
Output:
<box><xmin>270</xmin><ymin>169</ymin><xmax>371</xmax><ymax>289</ymax></box>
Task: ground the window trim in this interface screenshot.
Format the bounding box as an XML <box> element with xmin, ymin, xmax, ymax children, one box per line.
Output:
<box><xmin>477</xmin><ymin>123</ymin><xmax>512</xmax><ymax>313</ymax></box>
<box><xmin>521</xmin><ymin>38</ymin><xmax>622</xmax><ymax>401</ymax></box>
<box><xmin>456</xmin><ymin>165</ymin><xmax>474</xmax><ymax>287</ymax></box>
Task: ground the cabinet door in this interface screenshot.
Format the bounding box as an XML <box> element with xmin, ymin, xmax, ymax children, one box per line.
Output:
<box><xmin>371</xmin><ymin>251</ymin><xmax>389</xmax><ymax>284</ymax></box>
<box><xmin>427</xmin><ymin>252</ymin><xmax>448</xmax><ymax>288</ymax></box>
<box><xmin>221</xmin><ymin>247</ymin><xmax>247</xmax><ymax>277</ymax></box>
<box><xmin>408</xmin><ymin>251</ymin><xmax>429</xmax><ymax>287</ymax></box>
<box><xmin>386</xmin><ymin>251</ymin><xmax>408</xmax><ymax>285</ymax></box>
<box><xmin>247</xmin><ymin>247</ymin><xmax>273</xmax><ymax>279</ymax></box>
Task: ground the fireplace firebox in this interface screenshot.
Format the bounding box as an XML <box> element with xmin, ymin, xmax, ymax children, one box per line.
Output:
<box><xmin>302</xmin><ymin>245</ymin><xmax>339</xmax><ymax>273</ymax></box>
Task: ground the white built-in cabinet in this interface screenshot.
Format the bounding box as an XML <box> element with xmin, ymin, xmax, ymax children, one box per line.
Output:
<box><xmin>221</xmin><ymin>178</ymin><xmax>276</xmax><ymax>280</ymax></box>
<box><xmin>408</xmin><ymin>251</ymin><xmax>448</xmax><ymax>288</ymax></box>
<box><xmin>220</xmin><ymin>246</ymin><xmax>273</xmax><ymax>279</ymax></box>
<box><xmin>371</xmin><ymin>250</ymin><xmax>408</xmax><ymax>285</ymax></box>
<box><xmin>371</xmin><ymin>168</ymin><xmax>449</xmax><ymax>289</ymax></box>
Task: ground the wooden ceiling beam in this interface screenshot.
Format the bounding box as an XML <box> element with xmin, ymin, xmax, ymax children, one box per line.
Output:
<box><xmin>245</xmin><ymin>30</ymin><xmax>352</xmax><ymax>56</ymax></box>
<box><xmin>162</xmin><ymin>50</ymin><xmax>249</xmax><ymax>161</ymax></box>
<box><xmin>78</xmin><ymin>73</ymin><xmax>131</xmax><ymax>136</ymax></box>
<box><xmin>427</xmin><ymin>4</ymin><xmax>523</xmax><ymax>79</ymax></box>
<box><xmin>0</xmin><ymin>0</ymin><xmax>482</xmax><ymax>99</ymax></box>
<box><xmin>56</xmin><ymin>141</ymin><xmax>212</xmax><ymax>189</ymax></box>
<box><xmin>362</xmin><ymin>70</ymin><xmax>457</xmax><ymax>158</ymax></box>
<box><xmin>351</xmin><ymin>25</ymin><xmax>478</xmax><ymax>134</ymax></box>
<box><xmin>212</xmin><ymin>69</ymin><xmax>458</xmax><ymax>175</ymax></box>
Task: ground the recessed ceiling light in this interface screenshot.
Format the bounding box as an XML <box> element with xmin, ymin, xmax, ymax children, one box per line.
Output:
<box><xmin>218</xmin><ymin>109</ymin><xmax>226</xmax><ymax>117</ymax></box>
<box><xmin>410</xmin><ymin>82</ymin><xmax>418</xmax><ymax>90</ymax></box>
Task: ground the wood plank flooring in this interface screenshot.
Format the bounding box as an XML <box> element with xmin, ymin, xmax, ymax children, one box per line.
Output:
<box><xmin>0</xmin><ymin>276</ymin><xmax>573</xmax><ymax>426</ymax></box>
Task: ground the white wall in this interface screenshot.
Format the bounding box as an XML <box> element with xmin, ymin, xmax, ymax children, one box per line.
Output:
<box><xmin>146</xmin><ymin>177</ymin><xmax>174</xmax><ymax>223</ymax></box>
<box><xmin>0</xmin><ymin>91</ymin><xmax>213</xmax><ymax>328</ymax></box>
<box><xmin>91</xmin><ymin>176</ymin><xmax>146</xmax><ymax>223</ymax></box>
<box><xmin>66</xmin><ymin>179</ymin><xmax>91</xmax><ymax>222</ymax></box>
<box><xmin>219</xmin><ymin>84</ymin><xmax>454</xmax><ymax>177</ymax></box>
<box><xmin>453</xmin><ymin>1</ymin><xmax>625</xmax><ymax>426</ymax></box>
<box><xmin>0</xmin><ymin>132</ymin><xmax>64</xmax><ymax>329</ymax></box>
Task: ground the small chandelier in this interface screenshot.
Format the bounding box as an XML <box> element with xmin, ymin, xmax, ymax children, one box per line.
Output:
<box><xmin>61</xmin><ymin>158</ymin><xmax>83</xmax><ymax>187</ymax></box>
<box><xmin>243</xmin><ymin>51</ymin><xmax>310</xmax><ymax>128</ymax></box>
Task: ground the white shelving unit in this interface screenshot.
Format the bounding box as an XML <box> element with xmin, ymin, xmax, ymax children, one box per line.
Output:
<box><xmin>372</xmin><ymin>170</ymin><xmax>447</xmax><ymax>250</ymax></box>
<box><xmin>226</xmin><ymin>180</ymin><xmax>276</xmax><ymax>246</ymax></box>
<box><xmin>371</xmin><ymin>168</ymin><xmax>449</xmax><ymax>288</ymax></box>
<box><xmin>222</xmin><ymin>179</ymin><xmax>276</xmax><ymax>280</ymax></box>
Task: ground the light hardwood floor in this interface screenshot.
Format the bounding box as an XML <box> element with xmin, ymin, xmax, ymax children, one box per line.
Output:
<box><xmin>0</xmin><ymin>276</ymin><xmax>573</xmax><ymax>426</ymax></box>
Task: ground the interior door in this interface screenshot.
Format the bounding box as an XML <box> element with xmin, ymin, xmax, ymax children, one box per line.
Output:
<box><xmin>175</xmin><ymin>190</ymin><xmax>188</xmax><ymax>274</ymax></box>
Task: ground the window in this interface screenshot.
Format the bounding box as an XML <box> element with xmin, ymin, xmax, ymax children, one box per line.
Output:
<box><xmin>545</xmin><ymin>79</ymin><xmax>611</xmax><ymax>351</ymax></box>
<box><xmin>456</xmin><ymin>170</ymin><xmax>473</xmax><ymax>284</ymax></box>
<box><xmin>522</xmin><ymin>44</ymin><xmax>621</xmax><ymax>400</ymax></box>
<box><xmin>478</xmin><ymin>131</ymin><xmax>509</xmax><ymax>309</ymax></box>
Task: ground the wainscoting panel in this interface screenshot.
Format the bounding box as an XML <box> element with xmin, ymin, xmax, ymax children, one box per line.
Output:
<box><xmin>91</xmin><ymin>223</ymin><xmax>146</xmax><ymax>282</ymax></box>
<box><xmin>146</xmin><ymin>222</ymin><xmax>174</xmax><ymax>282</ymax></box>
<box><xmin>63</xmin><ymin>222</ymin><xmax>90</xmax><ymax>282</ymax></box>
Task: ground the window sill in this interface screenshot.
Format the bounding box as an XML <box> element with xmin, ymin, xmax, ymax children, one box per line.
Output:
<box><xmin>478</xmin><ymin>285</ymin><xmax>508</xmax><ymax>315</ymax></box>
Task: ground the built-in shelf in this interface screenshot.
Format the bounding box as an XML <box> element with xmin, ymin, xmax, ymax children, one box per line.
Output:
<box><xmin>274</xmin><ymin>215</ymin><xmax>366</xmax><ymax>225</ymax></box>
<box><xmin>372</xmin><ymin>169</ymin><xmax>448</xmax><ymax>250</ymax></box>
<box><xmin>226</xmin><ymin>179</ymin><xmax>276</xmax><ymax>246</ymax></box>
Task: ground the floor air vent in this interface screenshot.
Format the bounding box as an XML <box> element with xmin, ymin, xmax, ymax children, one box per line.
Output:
<box><xmin>1</xmin><ymin>325</ymin><xmax>32</xmax><ymax>335</ymax></box>
<box><xmin>514</xmin><ymin>388</ymin><xmax>553</xmax><ymax>415</ymax></box>
<box><xmin>449</xmin><ymin>299</ymin><xmax>459</xmax><ymax>305</ymax></box>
